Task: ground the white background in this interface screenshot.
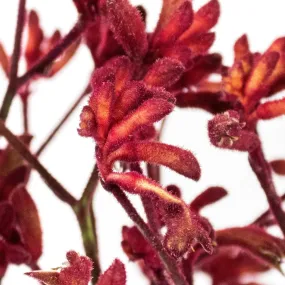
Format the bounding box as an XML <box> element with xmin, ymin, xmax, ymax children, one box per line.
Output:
<box><xmin>0</xmin><ymin>0</ymin><xmax>285</xmax><ymax>284</ymax></box>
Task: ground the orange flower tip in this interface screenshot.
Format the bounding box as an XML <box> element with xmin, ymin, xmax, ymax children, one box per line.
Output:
<box><xmin>106</xmin><ymin>0</ymin><xmax>148</xmax><ymax>59</ymax></box>
<box><xmin>143</xmin><ymin>57</ymin><xmax>185</xmax><ymax>88</ymax></box>
<box><xmin>179</xmin><ymin>0</ymin><xmax>220</xmax><ymax>40</ymax></box>
<box><xmin>234</xmin><ymin>34</ymin><xmax>250</xmax><ymax>59</ymax></box>
<box><xmin>152</xmin><ymin>1</ymin><xmax>193</xmax><ymax>48</ymax></box>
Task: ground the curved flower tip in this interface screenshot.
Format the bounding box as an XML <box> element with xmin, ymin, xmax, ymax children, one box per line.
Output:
<box><xmin>106</xmin><ymin>0</ymin><xmax>148</xmax><ymax>59</ymax></box>
<box><xmin>143</xmin><ymin>57</ymin><xmax>185</xmax><ymax>88</ymax></box>
<box><xmin>208</xmin><ymin>110</ymin><xmax>260</xmax><ymax>152</ymax></box>
<box><xmin>107</xmin><ymin>141</ymin><xmax>201</xmax><ymax>181</ymax></box>
<box><xmin>26</xmin><ymin>251</ymin><xmax>93</xmax><ymax>285</ymax></box>
<box><xmin>179</xmin><ymin>0</ymin><xmax>220</xmax><ymax>41</ymax></box>
<box><xmin>97</xmin><ymin>259</ymin><xmax>126</xmax><ymax>285</ymax></box>
<box><xmin>190</xmin><ymin>186</ymin><xmax>228</xmax><ymax>212</ymax></box>
<box><xmin>256</xmin><ymin>96</ymin><xmax>285</xmax><ymax>120</ymax></box>
<box><xmin>152</xmin><ymin>1</ymin><xmax>193</xmax><ymax>48</ymax></box>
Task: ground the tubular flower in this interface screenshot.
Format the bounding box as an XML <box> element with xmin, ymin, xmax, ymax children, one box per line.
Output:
<box><xmin>78</xmin><ymin>53</ymin><xmax>212</xmax><ymax>257</ymax></box>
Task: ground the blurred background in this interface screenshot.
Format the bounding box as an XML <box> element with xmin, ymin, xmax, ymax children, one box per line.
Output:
<box><xmin>0</xmin><ymin>0</ymin><xmax>285</xmax><ymax>284</ymax></box>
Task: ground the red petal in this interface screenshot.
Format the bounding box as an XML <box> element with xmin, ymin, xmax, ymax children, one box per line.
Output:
<box><xmin>106</xmin><ymin>0</ymin><xmax>148</xmax><ymax>59</ymax></box>
<box><xmin>107</xmin><ymin>141</ymin><xmax>201</xmax><ymax>180</ymax></box>
<box><xmin>234</xmin><ymin>34</ymin><xmax>250</xmax><ymax>61</ymax></box>
<box><xmin>143</xmin><ymin>58</ymin><xmax>185</xmax><ymax>88</ymax></box>
<box><xmin>89</xmin><ymin>82</ymin><xmax>115</xmax><ymax>144</ymax></box>
<box><xmin>97</xmin><ymin>259</ymin><xmax>126</xmax><ymax>285</ymax></box>
<box><xmin>179</xmin><ymin>0</ymin><xmax>220</xmax><ymax>40</ymax></box>
<box><xmin>105</xmin><ymin>98</ymin><xmax>174</xmax><ymax>153</ymax></box>
<box><xmin>216</xmin><ymin>226</ymin><xmax>285</xmax><ymax>271</ymax></box>
<box><xmin>181</xmin><ymin>32</ymin><xmax>215</xmax><ymax>55</ymax></box>
<box><xmin>256</xmin><ymin>97</ymin><xmax>285</xmax><ymax>120</ymax></box>
<box><xmin>6</xmin><ymin>243</ymin><xmax>31</xmax><ymax>264</ymax></box>
<box><xmin>162</xmin><ymin>45</ymin><xmax>193</xmax><ymax>69</ymax></box>
<box><xmin>244</xmin><ymin>52</ymin><xmax>279</xmax><ymax>110</ymax></box>
<box><xmin>25</xmin><ymin>11</ymin><xmax>44</xmax><ymax>67</ymax></box>
<box><xmin>190</xmin><ymin>187</ymin><xmax>227</xmax><ymax>212</ymax></box>
<box><xmin>156</xmin><ymin>0</ymin><xmax>189</xmax><ymax>34</ymax></box>
<box><xmin>113</xmin><ymin>81</ymin><xmax>146</xmax><ymax>122</ymax></box>
<box><xmin>103</xmin><ymin>56</ymin><xmax>134</xmax><ymax>93</ymax></box>
<box><xmin>271</xmin><ymin>160</ymin><xmax>285</xmax><ymax>175</ymax></box>
<box><xmin>11</xmin><ymin>187</ymin><xmax>42</xmax><ymax>261</ymax></box>
<box><xmin>152</xmin><ymin>1</ymin><xmax>193</xmax><ymax>48</ymax></box>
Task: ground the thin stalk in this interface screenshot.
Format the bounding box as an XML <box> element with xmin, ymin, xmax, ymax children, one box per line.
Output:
<box><xmin>249</xmin><ymin>145</ymin><xmax>285</xmax><ymax>236</ymax></box>
<box><xmin>0</xmin><ymin>120</ymin><xmax>77</xmax><ymax>206</ymax></box>
<box><xmin>73</xmin><ymin>164</ymin><xmax>100</xmax><ymax>283</ymax></box>
<box><xmin>0</xmin><ymin>0</ymin><xmax>26</xmax><ymax>121</ymax></box>
<box><xmin>22</xmin><ymin>97</ymin><xmax>29</xmax><ymax>134</ymax></box>
<box><xmin>17</xmin><ymin>17</ymin><xmax>86</xmax><ymax>88</ymax></box>
<box><xmin>36</xmin><ymin>84</ymin><xmax>91</xmax><ymax>156</ymax></box>
<box><xmin>107</xmin><ymin>184</ymin><xmax>188</xmax><ymax>285</ymax></box>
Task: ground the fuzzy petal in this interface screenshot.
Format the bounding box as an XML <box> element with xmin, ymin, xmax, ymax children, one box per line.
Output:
<box><xmin>107</xmin><ymin>141</ymin><xmax>201</xmax><ymax>180</ymax></box>
<box><xmin>152</xmin><ymin>1</ymin><xmax>193</xmax><ymax>48</ymax></box>
<box><xmin>256</xmin><ymin>97</ymin><xmax>285</xmax><ymax>120</ymax></box>
<box><xmin>234</xmin><ymin>34</ymin><xmax>250</xmax><ymax>61</ymax></box>
<box><xmin>106</xmin><ymin>0</ymin><xmax>148</xmax><ymax>59</ymax></box>
<box><xmin>97</xmin><ymin>259</ymin><xmax>126</xmax><ymax>285</ymax></box>
<box><xmin>179</xmin><ymin>0</ymin><xmax>220</xmax><ymax>41</ymax></box>
<box><xmin>244</xmin><ymin>52</ymin><xmax>279</xmax><ymax>110</ymax></box>
<box><xmin>143</xmin><ymin>58</ymin><xmax>185</xmax><ymax>88</ymax></box>
<box><xmin>105</xmin><ymin>98</ymin><xmax>174</xmax><ymax>153</ymax></box>
<box><xmin>89</xmin><ymin>82</ymin><xmax>115</xmax><ymax>144</ymax></box>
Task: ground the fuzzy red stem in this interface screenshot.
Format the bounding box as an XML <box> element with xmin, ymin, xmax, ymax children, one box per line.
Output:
<box><xmin>249</xmin><ymin>145</ymin><xmax>285</xmax><ymax>236</ymax></box>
